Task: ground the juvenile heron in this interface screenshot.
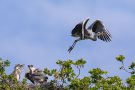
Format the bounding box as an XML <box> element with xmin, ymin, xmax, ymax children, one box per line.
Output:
<box><xmin>11</xmin><ymin>64</ymin><xmax>24</xmax><ymax>81</ymax></box>
<box><xmin>25</xmin><ymin>65</ymin><xmax>48</xmax><ymax>84</ymax></box>
<box><xmin>68</xmin><ymin>17</ymin><xmax>112</xmax><ymax>53</ymax></box>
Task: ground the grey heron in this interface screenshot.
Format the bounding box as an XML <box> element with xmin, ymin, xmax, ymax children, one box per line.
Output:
<box><xmin>11</xmin><ymin>64</ymin><xmax>24</xmax><ymax>81</ymax></box>
<box><xmin>25</xmin><ymin>65</ymin><xmax>48</xmax><ymax>84</ymax></box>
<box><xmin>68</xmin><ymin>17</ymin><xmax>112</xmax><ymax>53</ymax></box>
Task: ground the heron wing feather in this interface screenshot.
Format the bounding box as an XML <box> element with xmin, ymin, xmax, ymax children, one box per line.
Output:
<box><xmin>88</xmin><ymin>20</ymin><xmax>111</xmax><ymax>42</ymax></box>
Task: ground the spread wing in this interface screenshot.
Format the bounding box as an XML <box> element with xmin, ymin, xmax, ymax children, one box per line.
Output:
<box><xmin>25</xmin><ymin>73</ymin><xmax>35</xmax><ymax>84</ymax></box>
<box><xmin>88</xmin><ymin>20</ymin><xmax>111</xmax><ymax>42</ymax></box>
<box><xmin>71</xmin><ymin>18</ymin><xmax>89</xmax><ymax>38</ymax></box>
<box><xmin>71</xmin><ymin>22</ymin><xmax>83</xmax><ymax>37</ymax></box>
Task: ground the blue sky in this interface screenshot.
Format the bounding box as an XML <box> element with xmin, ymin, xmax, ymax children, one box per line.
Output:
<box><xmin>0</xmin><ymin>0</ymin><xmax>135</xmax><ymax>81</ymax></box>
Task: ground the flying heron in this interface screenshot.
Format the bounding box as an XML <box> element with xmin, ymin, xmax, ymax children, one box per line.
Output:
<box><xmin>68</xmin><ymin>17</ymin><xmax>112</xmax><ymax>53</ymax></box>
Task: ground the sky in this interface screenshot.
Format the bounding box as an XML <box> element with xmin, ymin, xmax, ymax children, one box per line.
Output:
<box><xmin>0</xmin><ymin>0</ymin><xmax>135</xmax><ymax>81</ymax></box>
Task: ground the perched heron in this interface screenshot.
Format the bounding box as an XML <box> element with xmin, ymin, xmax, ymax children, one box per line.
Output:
<box><xmin>68</xmin><ymin>17</ymin><xmax>112</xmax><ymax>53</ymax></box>
<box><xmin>25</xmin><ymin>65</ymin><xmax>48</xmax><ymax>84</ymax></box>
<box><xmin>11</xmin><ymin>64</ymin><xmax>24</xmax><ymax>81</ymax></box>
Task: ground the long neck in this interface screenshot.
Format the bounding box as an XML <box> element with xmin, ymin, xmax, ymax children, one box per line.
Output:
<box><xmin>12</xmin><ymin>69</ymin><xmax>21</xmax><ymax>81</ymax></box>
<box><xmin>30</xmin><ymin>67</ymin><xmax>36</xmax><ymax>73</ymax></box>
<box><xmin>83</xmin><ymin>18</ymin><xmax>89</xmax><ymax>30</ymax></box>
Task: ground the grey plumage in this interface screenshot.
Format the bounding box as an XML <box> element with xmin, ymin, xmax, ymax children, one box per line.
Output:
<box><xmin>11</xmin><ymin>64</ymin><xmax>24</xmax><ymax>81</ymax></box>
<box><xmin>68</xmin><ymin>17</ymin><xmax>112</xmax><ymax>53</ymax></box>
<box><xmin>25</xmin><ymin>65</ymin><xmax>48</xmax><ymax>84</ymax></box>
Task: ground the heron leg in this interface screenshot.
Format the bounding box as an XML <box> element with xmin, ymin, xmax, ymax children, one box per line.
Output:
<box><xmin>68</xmin><ymin>38</ymin><xmax>80</xmax><ymax>53</ymax></box>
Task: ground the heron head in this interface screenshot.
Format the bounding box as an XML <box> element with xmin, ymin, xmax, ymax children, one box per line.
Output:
<box><xmin>14</xmin><ymin>64</ymin><xmax>24</xmax><ymax>70</ymax></box>
<box><xmin>28</xmin><ymin>65</ymin><xmax>36</xmax><ymax>72</ymax></box>
<box><xmin>28</xmin><ymin>65</ymin><xmax>33</xmax><ymax>68</ymax></box>
<box><xmin>20</xmin><ymin>64</ymin><xmax>24</xmax><ymax>68</ymax></box>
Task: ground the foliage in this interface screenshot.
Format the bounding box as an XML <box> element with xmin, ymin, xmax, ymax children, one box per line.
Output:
<box><xmin>0</xmin><ymin>55</ymin><xmax>134</xmax><ymax>90</ymax></box>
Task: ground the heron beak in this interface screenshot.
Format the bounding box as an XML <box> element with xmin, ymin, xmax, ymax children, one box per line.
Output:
<box><xmin>85</xmin><ymin>17</ymin><xmax>90</xmax><ymax>22</ymax></box>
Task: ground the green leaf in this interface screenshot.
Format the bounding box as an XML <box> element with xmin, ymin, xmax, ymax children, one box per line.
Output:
<box><xmin>116</xmin><ymin>55</ymin><xmax>125</xmax><ymax>62</ymax></box>
<box><xmin>129</xmin><ymin>62</ymin><xmax>135</xmax><ymax>69</ymax></box>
